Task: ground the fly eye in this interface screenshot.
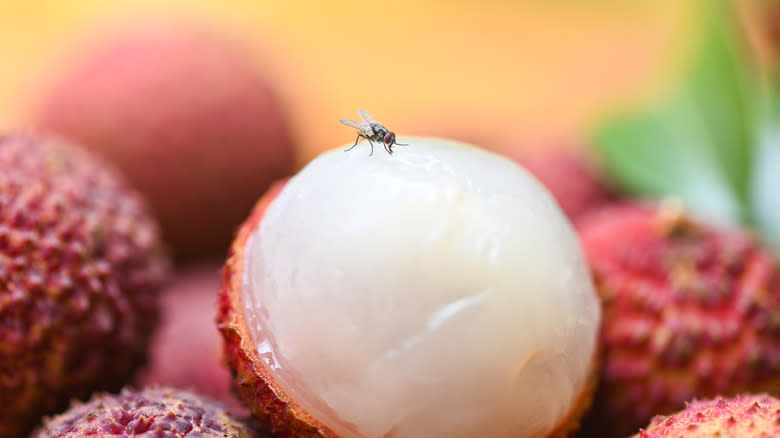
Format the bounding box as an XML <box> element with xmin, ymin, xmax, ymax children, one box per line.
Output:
<box><xmin>384</xmin><ymin>132</ymin><xmax>395</xmax><ymax>145</ymax></box>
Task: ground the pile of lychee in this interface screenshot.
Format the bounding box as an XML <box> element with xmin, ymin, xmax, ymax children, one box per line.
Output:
<box><xmin>1</xmin><ymin>20</ymin><xmax>779</xmax><ymax>438</ymax></box>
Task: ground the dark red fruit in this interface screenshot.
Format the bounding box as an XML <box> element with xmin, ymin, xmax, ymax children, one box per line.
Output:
<box><xmin>0</xmin><ymin>133</ymin><xmax>169</xmax><ymax>438</ymax></box>
<box><xmin>32</xmin><ymin>387</ymin><xmax>261</xmax><ymax>437</ymax></box>
<box><xmin>576</xmin><ymin>201</ymin><xmax>780</xmax><ymax>437</ymax></box>
<box><xmin>632</xmin><ymin>393</ymin><xmax>780</xmax><ymax>438</ymax></box>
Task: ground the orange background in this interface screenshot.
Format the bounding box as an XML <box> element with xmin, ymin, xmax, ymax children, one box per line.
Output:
<box><xmin>0</xmin><ymin>1</ymin><xmax>769</xmax><ymax>168</ymax></box>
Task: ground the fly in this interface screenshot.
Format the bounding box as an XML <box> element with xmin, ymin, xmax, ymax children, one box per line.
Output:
<box><xmin>339</xmin><ymin>109</ymin><xmax>406</xmax><ymax>156</ymax></box>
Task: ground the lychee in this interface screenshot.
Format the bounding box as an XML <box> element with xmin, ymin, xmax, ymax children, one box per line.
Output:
<box><xmin>218</xmin><ymin>139</ymin><xmax>601</xmax><ymax>437</ymax></box>
<box><xmin>576</xmin><ymin>201</ymin><xmax>780</xmax><ymax>437</ymax></box>
<box><xmin>632</xmin><ymin>393</ymin><xmax>780</xmax><ymax>438</ymax></box>
<box><xmin>135</xmin><ymin>262</ymin><xmax>245</xmax><ymax>414</ymax></box>
<box><xmin>30</xmin><ymin>23</ymin><xmax>295</xmax><ymax>259</ymax></box>
<box><xmin>0</xmin><ymin>133</ymin><xmax>169</xmax><ymax>437</ymax></box>
<box><xmin>31</xmin><ymin>386</ymin><xmax>261</xmax><ymax>438</ymax></box>
<box><xmin>508</xmin><ymin>146</ymin><xmax>613</xmax><ymax>221</ymax></box>
<box><xmin>399</xmin><ymin>120</ymin><xmax>613</xmax><ymax>222</ymax></box>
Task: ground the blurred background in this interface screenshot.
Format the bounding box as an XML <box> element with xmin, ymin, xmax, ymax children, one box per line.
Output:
<box><xmin>0</xmin><ymin>0</ymin><xmax>771</xmax><ymax>167</ymax></box>
<box><xmin>1</xmin><ymin>2</ymin><xmax>779</xmax><ymax>434</ymax></box>
<box><xmin>2</xmin><ymin>0</ymin><xmax>777</xmax><ymax>259</ymax></box>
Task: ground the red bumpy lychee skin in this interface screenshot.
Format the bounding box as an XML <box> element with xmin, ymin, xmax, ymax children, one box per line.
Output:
<box><xmin>32</xmin><ymin>23</ymin><xmax>295</xmax><ymax>259</ymax></box>
<box><xmin>575</xmin><ymin>202</ymin><xmax>780</xmax><ymax>437</ymax></box>
<box><xmin>632</xmin><ymin>394</ymin><xmax>780</xmax><ymax>438</ymax></box>
<box><xmin>510</xmin><ymin>146</ymin><xmax>612</xmax><ymax>221</ymax></box>
<box><xmin>136</xmin><ymin>263</ymin><xmax>246</xmax><ymax>414</ymax></box>
<box><xmin>0</xmin><ymin>133</ymin><xmax>169</xmax><ymax>438</ymax></box>
<box><xmin>31</xmin><ymin>387</ymin><xmax>261</xmax><ymax>438</ymax></box>
<box><xmin>217</xmin><ymin>179</ymin><xmax>335</xmax><ymax>437</ymax></box>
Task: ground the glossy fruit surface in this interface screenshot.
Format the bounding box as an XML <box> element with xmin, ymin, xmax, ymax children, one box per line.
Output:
<box><xmin>219</xmin><ymin>139</ymin><xmax>601</xmax><ymax>437</ymax></box>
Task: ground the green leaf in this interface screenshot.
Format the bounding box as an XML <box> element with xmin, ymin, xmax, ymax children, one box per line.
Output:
<box><xmin>594</xmin><ymin>100</ymin><xmax>744</xmax><ymax>220</ymax></box>
<box><xmin>592</xmin><ymin>0</ymin><xmax>758</xmax><ymax>223</ymax></box>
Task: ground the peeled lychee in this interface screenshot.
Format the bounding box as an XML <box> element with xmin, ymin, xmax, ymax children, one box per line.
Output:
<box><xmin>401</xmin><ymin>120</ymin><xmax>612</xmax><ymax>222</ymax></box>
<box><xmin>32</xmin><ymin>387</ymin><xmax>260</xmax><ymax>438</ymax></box>
<box><xmin>632</xmin><ymin>394</ymin><xmax>780</xmax><ymax>438</ymax></box>
<box><xmin>135</xmin><ymin>263</ymin><xmax>245</xmax><ymax>413</ymax></box>
<box><xmin>31</xmin><ymin>23</ymin><xmax>295</xmax><ymax>259</ymax></box>
<box><xmin>218</xmin><ymin>139</ymin><xmax>601</xmax><ymax>437</ymax></box>
<box><xmin>0</xmin><ymin>133</ymin><xmax>169</xmax><ymax>437</ymax></box>
<box><xmin>576</xmin><ymin>201</ymin><xmax>780</xmax><ymax>437</ymax></box>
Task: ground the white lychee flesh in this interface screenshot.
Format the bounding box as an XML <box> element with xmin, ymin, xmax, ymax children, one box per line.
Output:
<box><xmin>242</xmin><ymin>138</ymin><xmax>601</xmax><ymax>438</ymax></box>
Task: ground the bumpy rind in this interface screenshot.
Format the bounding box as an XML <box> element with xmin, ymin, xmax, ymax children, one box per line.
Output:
<box><xmin>217</xmin><ymin>179</ymin><xmax>598</xmax><ymax>438</ymax></box>
<box><xmin>576</xmin><ymin>202</ymin><xmax>780</xmax><ymax>437</ymax></box>
<box><xmin>0</xmin><ymin>133</ymin><xmax>169</xmax><ymax>437</ymax></box>
<box><xmin>632</xmin><ymin>394</ymin><xmax>780</xmax><ymax>438</ymax></box>
<box><xmin>32</xmin><ymin>386</ymin><xmax>257</xmax><ymax>437</ymax></box>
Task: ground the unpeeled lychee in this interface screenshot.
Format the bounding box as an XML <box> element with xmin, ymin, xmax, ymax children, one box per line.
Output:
<box><xmin>31</xmin><ymin>23</ymin><xmax>295</xmax><ymax>259</ymax></box>
<box><xmin>576</xmin><ymin>201</ymin><xmax>780</xmax><ymax>437</ymax></box>
<box><xmin>632</xmin><ymin>394</ymin><xmax>780</xmax><ymax>438</ymax></box>
<box><xmin>135</xmin><ymin>263</ymin><xmax>245</xmax><ymax>413</ymax></box>
<box><xmin>32</xmin><ymin>387</ymin><xmax>261</xmax><ymax>438</ymax></box>
<box><xmin>218</xmin><ymin>139</ymin><xmax>601</xmax><ymax>437</ymax></box>
<box><xmin>508</xmin><ymin>146</ymin><xmax>612</xmax><ymax>221</ymax></box>
<box><xmin>0</xmin><ymin>133</ymin><xmax>169</xmax><ymax>437</ymax></box>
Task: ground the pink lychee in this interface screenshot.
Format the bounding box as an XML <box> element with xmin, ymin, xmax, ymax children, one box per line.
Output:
<box><xmin>31</xmin><ymin>23</ymin><xmax>295</xmax><ymax>259</ymax></box>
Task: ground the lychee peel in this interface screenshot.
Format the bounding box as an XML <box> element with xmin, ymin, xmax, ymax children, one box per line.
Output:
<box><xmin>632</xmin><ymin>394</ymin><xmax>780</xmax><ymax>438</ymax></box>
<box><xmin>218</xmin><ymin>139</ymin><xmax>601</xmax><ymax>437</ymax></box>
<box><xmin>32</xmin><ymin>24</ymin><xmax>295</xmax><ymax>259</ymax></box>
<box><xmin>577</xmin><ymin>202</ymin><xmax>780</xmax><ymax>437</ymax></box>
<box><xmin>218</xmin><ymin>179</ymin><xmax>323</xmax><ymax>437</ymax></box>
<box><xmin>0</xmin><ymin>133</ymin><xmax>169</xmax><ymax>437</ymax></box>
<box><xmin>32</xmin><ymin>387</ymin><xmax>258</xmax><ymax>437</ymax></box>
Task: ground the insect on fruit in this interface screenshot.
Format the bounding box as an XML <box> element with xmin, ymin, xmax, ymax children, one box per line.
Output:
<box><xmin>340</xmin><ymin>109</ymin><xmax>406</xmax><ymax>156</ymax></box>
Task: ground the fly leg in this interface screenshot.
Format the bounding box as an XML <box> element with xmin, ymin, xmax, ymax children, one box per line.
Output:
<box><xmin>345</xmin><ymin>135</ymin><xmax>362</xmax><ymax>152</ymax></box>
<box><xmin>367</xmin><ymin>140</ymin><xmax>375</xmax><ymax>156</ymax></box>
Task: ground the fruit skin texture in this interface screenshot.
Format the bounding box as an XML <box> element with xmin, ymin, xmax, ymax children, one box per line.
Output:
<box><xmin>576</xmin><ymin>202</ymin><xmax>780</xmax><ymax>437</ymax></box>
<box><xmin>135</xmin><ymin>263</ymin><xmax>246</xmax><ymax>414</ymax></box>
<box><xmin>217</xmin><ymin>177</ymin><xmax>597</xmax><ymax>438</ymax></box>
<box><xmin>31</xmin><ymin>386</ymin><xmax>260</xmax><ymax>437</ymax></box>
<box><xmin>0</xmin><ymin>133</ymin><xmax>169</xmax><ymax>438</ymax></box>
<box><xmin>632</xmin><ymin>394</ymin><xmax>780</xmax><ymax>438</ymax></box>
<box><xmin>31</xmin><ymin>24</ymin><xmax>295</xmax><ymax>259</ymax></box>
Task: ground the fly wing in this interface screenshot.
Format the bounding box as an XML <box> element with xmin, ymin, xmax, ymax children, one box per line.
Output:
<box><xmin>357</xmin><ymin>109</ymin><xmax>380</xmax><ymax>124</ymax></box>
<box><xmin>339</xmin><ymin>118</ymin><xmax>366</xmax><ymax>129</ymax></box>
